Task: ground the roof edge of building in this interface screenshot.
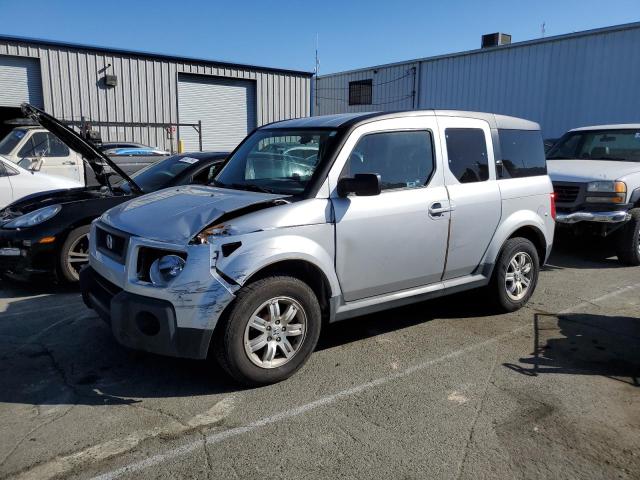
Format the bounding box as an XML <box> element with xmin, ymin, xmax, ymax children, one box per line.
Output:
<box><xmin>318</xmin><ymin>21</ymin><xmax>640</xmax><ymax>78</ymax></box>
<box><xmin>0</xmin><ymin>34</ymin><xmax>314</xmax><ymax>77</ymax></box>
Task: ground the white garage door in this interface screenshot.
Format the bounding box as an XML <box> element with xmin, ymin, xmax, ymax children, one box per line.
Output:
<box><xmin>178</xmin><ymin>74</ymin><xmax>257</xmax><ymax>152</ymax></box>
<box><xmin>0</xmin><ymin>56</ymin><xmax>43</xmax><ymax>108</ymax></box>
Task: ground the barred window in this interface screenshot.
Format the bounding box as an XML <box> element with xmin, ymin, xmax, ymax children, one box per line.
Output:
<box><xmin>348</xmin><ymin>79</ymin><xmax>372</xmax><ymax>105</ymax></box>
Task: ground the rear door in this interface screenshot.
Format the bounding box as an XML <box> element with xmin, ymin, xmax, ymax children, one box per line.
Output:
<box><xmin>17</xmin><ymin>131</ymin><xmax>80</xmax><ymax>182</ymax></box>
<box><xmin>330</xmin><ymin>116</ymin><xmax>450</xmax><ymax>302</ymax></box>
<box><xmin>438</xmin><ymin>117</ymin><xmax>501</xmax><ymax>280</ymax></box>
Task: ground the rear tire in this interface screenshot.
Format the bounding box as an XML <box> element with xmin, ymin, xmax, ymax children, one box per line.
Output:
<box><xmin>59</xmin><ymin>225</ymin><xmax>91</xmax><ymax>283</ymax></box>
<box><xmin>615</xmin><ymin>208</ymin><xmax>640</xmax><ymax>266</ymax></box>
<box><xmin>490</xmin><ymin>237</ymin><xmax>540</xmax><ymax>312</ymax></box>
<box><xmin>214</xmin><ymin>276</ymin><xmax>322</xmax><ymax>386</ymax></box>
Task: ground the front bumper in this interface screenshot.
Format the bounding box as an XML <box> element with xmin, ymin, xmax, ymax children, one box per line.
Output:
<box><xmin>80</xmin><ymin>267</ymin><xmax>213</xmax><ymax>359</ymax></box>
<box><xmin>0</xmin><ymin>229</ymin><xmax>58</xmax><ymax>280</ymax></box>
<box><xmin>83</xmin><ymin>222</ymin><xmax>240</xmax><ymax>359</ymax></box>
<box><xmin>555</xmin><ymin>210</ymin><xmax>631</xmax><ymax>224</ymax></box>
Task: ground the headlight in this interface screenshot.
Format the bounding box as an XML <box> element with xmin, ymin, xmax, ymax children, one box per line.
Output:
<box><xmin>587</xmin><ymin>181</ymin><xmax>626</xmax><ymax>193</ymax></box>
<box><xmin>4</xmin><ymin>205</ymin><xmax>62</xmax><ymax>229</ymax></box>
<box><xmin>149</xmin><ymin>255</ymin><xmax>185</xmax><ymax>286</ymax></box>
<box><xmin>585</xmin><ymin>181</ymin><xmax>626</xmax><ymax>204</ymax></box>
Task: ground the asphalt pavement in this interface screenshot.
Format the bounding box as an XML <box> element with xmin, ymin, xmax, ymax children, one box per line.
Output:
<box><xmin>0</xmin><ymin>238</ymin><xmax>638</xmax><ymax>480</ymax></box>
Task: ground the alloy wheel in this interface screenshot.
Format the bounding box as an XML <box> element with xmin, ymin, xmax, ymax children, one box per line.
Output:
<box><xmin>504</xmin><ymin>252</ymin><xmax>534</xmax><ymax>301</ymax></box>
<box><xmin>66</xmin><ymin>233</ymin><xmax>90</xmax><ymax>280</ymax></box>
<box><xmin>243</xmin><ymin>296</ymin><xmax>307</xmax><ymax>369</ymax></box>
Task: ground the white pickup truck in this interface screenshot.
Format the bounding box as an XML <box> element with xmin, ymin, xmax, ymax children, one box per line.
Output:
<box><xmin>547</xmin><ymin>124</ymin><xmax>640</xmax><ymax>265</ymax></box>
<box><xmin>0</xmin><ymin>126</ymin><xmax>85</xmax><ymax>183</ymax></box>
<box><xmin>0</xmin><ymin>125</ymin><xmax>166</xmax><ymax>186</ymax></box>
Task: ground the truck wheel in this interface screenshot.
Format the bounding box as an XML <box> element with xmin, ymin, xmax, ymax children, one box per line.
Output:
<box><xmin>615</xmin><ymin>209</ymin><xmax>640</xmax><ymax>266</ymax></box>
<box><xmin>59</xmin><ymin>225</ymin><xmax>91</xmax><ymax>283</ymax></box>
<box><xmin>491</xmin><ymin>237</ymin><xmax>540</xmax><ymax>312</ymax></box>
<box><xmin>214</xmin><ymin>276</ymin><xmax>322</xmax><ymax>386</ymax></box>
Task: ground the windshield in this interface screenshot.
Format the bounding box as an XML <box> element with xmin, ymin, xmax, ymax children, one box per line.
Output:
<box><xmin>0</xmin><ymin>129</ymin><xmax>27</xmax><ymax>156</ymax></box>
<box><xmin>547</xmin><ymin>129</ymin><xmax>640</xmax><ymax>162</ymax></box>
<box><xmin>118</xmin><ymin>155</ymin><xmax>201</xmax><ymax>193</ymax></box>
<box><xmin>214</xmin><ymin>129</ymin><xmax>337</xmax><ymax>195</ymax></box>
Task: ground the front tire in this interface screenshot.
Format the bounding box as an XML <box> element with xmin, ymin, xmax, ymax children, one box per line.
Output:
<box><xmin>59</xmin><ymin>225</ymin><xmax>91</xmax><ymax>283</ymax></box>
<box><xmin>214</xmin><ymin>276</ymin><xmax>322</xmax><ymax>386</ymax></box>
<box><xmin>491</xmin><ymin>237</ymin><xmax>540</xmax><ymax>312</ymax></box>
<box><xmin>615</xmin><ymin>208</ymin><xmax>640</xmax><ymax>266</ymax></box>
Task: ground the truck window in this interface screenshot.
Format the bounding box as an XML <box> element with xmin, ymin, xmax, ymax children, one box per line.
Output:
<box><xmin>18</xmin><ymin>132</ymin><xmax>70</xmax><ymax>158</ymax></box>
<box><xmin>498</xmin><ymin>129</ymin><xmax>547</xmax><ymax>178</ymax></box>
<box><xmin>341</xmin><ymin>130</ymin><xmax>435</xmax><ymax>191</ymax></box>
<box><xmin>0</xmin><ymin>129</ymin><xmax>27</xmax><ymax>155</ymax></box>
<box><xmin>445</xmin><ymin>128</ymin><xmax>489</xmax><ymax>183</ymax></box>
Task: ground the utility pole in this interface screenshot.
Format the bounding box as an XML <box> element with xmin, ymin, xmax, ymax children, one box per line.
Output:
<box><xmin>541</xmin><ymin>22</ymin><xmax>546</xmax><ymax>38</ymax></box>
<box><xmin>314</xmin><ymin>33</ymin><xmax>319</xmax><ymax>110</ymax></box>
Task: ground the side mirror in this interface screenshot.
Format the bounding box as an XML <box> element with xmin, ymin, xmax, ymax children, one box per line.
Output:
<box><xmin>29</xmin><ymin>158</ymin><xmax>45</xmax><ymax>172</ymax></box>
<box><xmin>337</xmin><ymin>173</ymin><xmax>381</xmax><ymax>197</ymax></box>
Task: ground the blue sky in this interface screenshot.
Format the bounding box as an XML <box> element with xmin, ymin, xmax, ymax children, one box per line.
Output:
<box><xmin>0</xmin><ymin>0</ymin><xmax>638</xmax><ymax>74</ymax></box>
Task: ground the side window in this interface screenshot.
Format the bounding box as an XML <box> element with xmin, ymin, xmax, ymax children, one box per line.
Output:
<box><xmin>498</xmin><ymin>129</ymin><xmax>547</xmax><ymax>178</ymax></box>
<box><xmin>192</xmin><ymin>165</ymin><xmax>219</xmax><ymax>184</ymax></box>
<box><xmin>17</xmin><ymin>132</ymin><xmax>70</xmax><ymax>157</ymax></box>
<box><xmin>0</xmin><ymin>161</ymin><xmax>17</xmax><ymax>177</ymax></box>
<box><xmin>341</xmin><ymin>130</ymin><xmax>435</xmax><ymax>191</ymax></box>
<box><xmin>445</xmin><ymin>128</ymin><xmax>489</xmax><ymax>183</ymax></box>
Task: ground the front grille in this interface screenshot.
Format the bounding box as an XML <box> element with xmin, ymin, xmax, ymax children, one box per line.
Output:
<box><xmin>553</xmin><ymin>183</ymin><xmax>581</xmax><ymax>203</ymax></box>
<box><xmin>95</xmin><ymin>224</ymin><xmax>129</xmax><ymax>263</ymax></box>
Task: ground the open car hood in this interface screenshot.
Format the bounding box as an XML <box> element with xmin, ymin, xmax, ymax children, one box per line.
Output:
<box><xmin>100</xmin><ymin>185</ymin><xmax>289</xmax><ymax>244</ymax></box>
<box><xmin>21</xmin><ymin>103</ymin><xmax>143</xmax><ymax>194</ymax></box>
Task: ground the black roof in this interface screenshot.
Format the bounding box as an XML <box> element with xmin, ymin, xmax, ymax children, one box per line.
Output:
<box><xmin>0</xmin><ymin>34</ymin><xmax>313</xmax><ymax>77</ymax></box>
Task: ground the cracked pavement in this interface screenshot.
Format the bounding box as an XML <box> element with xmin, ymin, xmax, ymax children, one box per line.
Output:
<box><xmin>0</xmin><ymin>238</ymin><xmax>639</xmax><ymax>479</ymax></box>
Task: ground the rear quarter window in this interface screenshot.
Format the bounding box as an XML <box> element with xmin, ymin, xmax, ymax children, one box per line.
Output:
<box><xmin>499</xmin><ymin>129</ymin><xmax>547</xmax><ymax>178</ymax></box>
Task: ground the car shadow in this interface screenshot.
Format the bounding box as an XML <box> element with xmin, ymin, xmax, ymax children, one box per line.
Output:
<box><xmin>504</xmin><ymin>312</ymin><xmax>640</xmax><ymax>387</ymax></box>
<box><xmin>0</xmin><ymin>281</ymin><xmax>498</xmax><ymax>408</ymax></box>
<box><xmin>546</xmin><ymin>231</ymin><xmax>624</xmax><ymax>270</ymax></box>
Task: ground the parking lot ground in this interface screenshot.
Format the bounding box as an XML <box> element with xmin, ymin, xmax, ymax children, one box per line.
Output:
<box><xmin>1</xmin><ymin>240</ymin><xmax>639</xmax><ymax>480</ymax></box>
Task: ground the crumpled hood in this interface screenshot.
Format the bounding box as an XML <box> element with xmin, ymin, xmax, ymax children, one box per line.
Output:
<box><xmin>547</xmin><ymin>159</ymin><xmax>640</xmax><ymax>182</ymax></box>
<box><xmin>101</xmin><ymin>185</ymin><xmax>289</xmax><ymax>244</ymax></box>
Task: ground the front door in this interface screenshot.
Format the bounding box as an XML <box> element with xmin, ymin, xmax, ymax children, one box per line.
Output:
<box><xmin>437</xmin><ymin>117</ymin><xmax>501</xmax><ymax>280</ymax></box>
<box><xmin>0</xmin><ymin>161</ymin><xmax>13</xmax><ymax>207</ymax></box>
<box><xmin>330</xmin><ymin>117</ymin><xmax>450</xmax><ymax>302</ymax></box>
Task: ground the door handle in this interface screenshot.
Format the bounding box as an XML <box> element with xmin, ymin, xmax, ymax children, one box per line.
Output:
<box><xmin>62</xmin><ymin>161</ymin><xmax>75</xmax><ymax>165</ymax></box>
<box><xmin>429</xmin><ymin>202</ymin><xmax>452</xmax><ymax>217</ymax></box>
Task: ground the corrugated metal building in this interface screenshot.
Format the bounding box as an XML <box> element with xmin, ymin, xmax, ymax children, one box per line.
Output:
<box><xmin>0</xmin><ymin>35</ymin><xmax>312</xmax><ymax>151</ymax></box>
<box><xmin>315</xmin><ymin>22</ymin><xmax>640</xmax><ymax>138</ymax></box>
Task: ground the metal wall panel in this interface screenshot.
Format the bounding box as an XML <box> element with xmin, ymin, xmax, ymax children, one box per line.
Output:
<box><xmin>316</xmin><ymin>23</ymin><xmax>640</xmax><ymax>138</ymax></box>
<box><xmin>0</xmin><ymin>55</ymin><xmax>43</xmax><ymax>107</ymax></box>
<box><xmin>178</xmin><ymin>74</ymin><xmax>257</xmax><ymax>151</ymax></box>
<box><xmin>0</xmin><ymin>38</ymin><xmax>311</xmax><ymax>151</ymax></box>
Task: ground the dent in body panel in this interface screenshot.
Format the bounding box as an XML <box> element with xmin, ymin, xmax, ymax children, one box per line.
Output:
<box><xmin>214</xmin><ymin>223</ymin><xmax>340</xmax><ymax>296</ymax></box>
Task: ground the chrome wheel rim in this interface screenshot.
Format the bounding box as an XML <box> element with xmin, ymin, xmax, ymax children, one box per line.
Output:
<box><xmin>505</xmin><ymin>252</ymin><xmax>533</xmax><ymax>301</ymax></box>
<box><xmin>243</xmin><ymin>296</ymin><xmax>307</xmax><ymax>369</ymax></box>
<box><xmin>66</xmin><ymin>234</ymin><xmax>90</xmax><ymax>280</ymax></box>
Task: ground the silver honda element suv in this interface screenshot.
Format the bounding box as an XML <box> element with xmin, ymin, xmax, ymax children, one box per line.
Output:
<box><xmin>81</xmin><ymin>111</ymin><xmax>555</xmax><ymax>385</ymax></box>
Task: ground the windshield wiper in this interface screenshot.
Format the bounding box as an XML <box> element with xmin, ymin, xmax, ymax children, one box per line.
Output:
<box><xmin>215</xmin><ymin>181</ymin><xmax>276</xmax><ymax>194</ymax></box>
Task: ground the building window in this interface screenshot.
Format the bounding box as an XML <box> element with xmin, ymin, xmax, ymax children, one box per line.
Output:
<box><xmin>349</xmin><ymin>79</ymin><xmax>373</xmax><ymax>105</ymax></box>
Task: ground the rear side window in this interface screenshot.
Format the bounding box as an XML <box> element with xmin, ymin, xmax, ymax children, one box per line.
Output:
<box><xmin>445</xmin><ymin>128</ymin><xmax>489</xmax><ymax>183</ymax></box>
<box><xmin>342</xmin><ymin>130</ymin><xmax>435</xmax><ymax>191</ymax></box>
<box><xmin>499</xmin><ymin>129</ymin><xmax>547</xmax><ymax>178</ymax></box>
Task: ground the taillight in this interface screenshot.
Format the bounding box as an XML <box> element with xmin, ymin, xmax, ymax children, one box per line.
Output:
<box><xmin>550</xmin><ymin>192</ymin><xmax>556</xmax><ymax>221</ymax></box>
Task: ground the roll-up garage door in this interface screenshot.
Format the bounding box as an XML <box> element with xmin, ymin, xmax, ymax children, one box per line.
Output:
<box><xmin>0</xmin><ymin>56</ymin><xmax>43</xmax><ymax>108</ymax></box>
<box><xmin>178</xmin><ymin>74</ymin><xmax>257</xmax><ymax>152</ymax></box>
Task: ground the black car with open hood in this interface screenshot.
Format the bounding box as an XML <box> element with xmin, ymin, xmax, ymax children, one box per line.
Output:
<box><xmin>0</xmin><ymin>104</ymin><xmax>227</xmax><ymax>283</ymax></box>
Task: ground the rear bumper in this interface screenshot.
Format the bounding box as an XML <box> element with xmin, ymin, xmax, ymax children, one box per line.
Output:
<box><xmin>555</xmin><ymin>210</ymin><xmax>630</xmax><ymax>224</ymax></box>
<box><xmin>80</xmin><ymin>266</ymin><xmax>213</xmax><ymax>359</ymax></box>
